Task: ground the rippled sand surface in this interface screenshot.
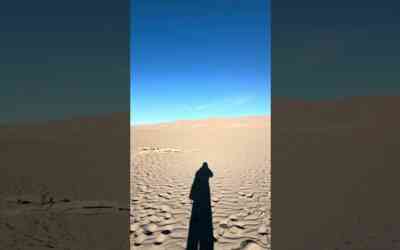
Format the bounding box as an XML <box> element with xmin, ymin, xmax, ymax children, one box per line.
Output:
<box><xmin>131</xmin><ymin>117</ymin><xmax>271</xmax><ymax>249</ymax></box>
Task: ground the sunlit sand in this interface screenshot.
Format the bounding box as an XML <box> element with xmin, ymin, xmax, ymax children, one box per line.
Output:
<box><xmin>131</xmin><ymin>116</ymin><xmax>271</xmax><ymax>249</ymax></box>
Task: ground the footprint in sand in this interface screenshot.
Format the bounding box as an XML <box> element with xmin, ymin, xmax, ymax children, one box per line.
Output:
<box><xmin>239</xmin><ymin>240</ymin><xmax>264</xmax><ymax>250</ymax></box>
<box><xmin>160</xmin><ymin>225</ymin><xmax>173</xmax><ymax>234</ymax></box>
<box><xmin>257</xmin><ymin>224</ymin><xmax>269</xmax><ymax>235</ymax></box>
<box><xmin>130</xmin><ymin>223</ymin><xmax>140</xmax><ymax>233</ymax></box>
<box><xmin>133</xmin><ymin>233</ymin><xmax>146</xmax><ymax>246</ymax></box>
<box><xmin>148</xmin><ymin>215</ymin><xmax>162</xmax><ymax>223</ymax></box>
<box><xmin>229</xmin><ymin>215</ymin><xmax>239</xmax><ymax>221</ymax></box>
<box><xmin>143</xmin><ymin>223</ymin><xmax>158</xmax><ymax>235</ymax></box>
<box><xmin>233</xmin><ymin>221</ymin><xmax>246</xmax><ymax>229</ymax></box>
<box><xmin>219</xmin><ymin>219</ymin><xmax>232</xmax><ymax>229</ymax></box>
<box><xmin>163</xmin><ymin>213</ymin><xmax>172</xmax><ymax>220</ymax></box>
<box><xmin>154</xmin><ymin>233</ymin><xmax>167</xmax><ymax>245</ymax></box>
<box><xmin>159</xmin><ymin>205</ymin><xmax>171</xmax><ymax>213</ymax></box>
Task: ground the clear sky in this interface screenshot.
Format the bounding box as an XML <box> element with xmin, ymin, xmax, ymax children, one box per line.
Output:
<box><xmin>131</xmin><ymin>0</ymin><xmax>270</xmax><ymax>125</ymax></box>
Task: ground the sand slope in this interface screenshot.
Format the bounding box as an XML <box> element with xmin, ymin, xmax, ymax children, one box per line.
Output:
<box><xmin>131</xmin><ymin>116</ymin><xmax>271</xmax><ymax>249</ymax></box>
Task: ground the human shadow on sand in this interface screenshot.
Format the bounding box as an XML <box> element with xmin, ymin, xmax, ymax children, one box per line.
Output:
<box><xmin>186</xmin><ymin>162</ymin><xmax>215</xmax><ymax>250</ymax></box>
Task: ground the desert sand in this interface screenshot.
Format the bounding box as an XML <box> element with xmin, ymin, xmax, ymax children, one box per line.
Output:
<box><xmin>273</xmin><ymin>96</ymin><xmax>400</xmax><ymax>250</ymax></box>
<box><xmin>131</xmin><ymin>116</ymin><xmax>271</xmax><ymax>250</ymax></box>
<box><xmin>0</xmin><ymin>113</ymin><xmax>130</xmax><ymax>250</ymax></box>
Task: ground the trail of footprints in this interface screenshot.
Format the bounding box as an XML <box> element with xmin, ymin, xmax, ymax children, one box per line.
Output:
<box><xmin>131</xmin><ymin>149</ymin><xmax>271</xmax><ymax>249</ymax></box>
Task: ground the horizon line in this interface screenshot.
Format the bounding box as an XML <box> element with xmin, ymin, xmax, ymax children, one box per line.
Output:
<box><xmin>131</xmin><ymin>114</ymin><xmax>271</xmax><ymax>127</ymax></box>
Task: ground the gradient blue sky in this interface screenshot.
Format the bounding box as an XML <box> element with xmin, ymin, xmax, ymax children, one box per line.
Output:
<box><xmin>131</xmin><ymin>0</ymin><xmax>270</xmax><ymax>124</ymax></box>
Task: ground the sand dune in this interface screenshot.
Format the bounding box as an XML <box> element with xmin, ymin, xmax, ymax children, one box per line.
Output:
<box><xmin>131</xmin><ymin>116</ymin><xmax>271</xmax><ymax>249</ymax></box>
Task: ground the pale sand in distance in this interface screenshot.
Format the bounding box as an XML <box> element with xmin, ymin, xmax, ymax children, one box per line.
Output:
<box><xmin>131</xmin><ymin>116</ymin><xmax>271</xmax><ymax>250</ymax></box>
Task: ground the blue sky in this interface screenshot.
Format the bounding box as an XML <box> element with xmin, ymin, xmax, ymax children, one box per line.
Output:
<box><xmin>131</xmin><ymin>0</ymin><xmax>270</xmax><ymax>124</ymax></box>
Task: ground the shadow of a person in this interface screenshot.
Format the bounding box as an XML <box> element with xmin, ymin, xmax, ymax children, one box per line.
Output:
<box><xmin>186</xmin><ymin>162</ymin><xmax>214</xmax><ymax>250</ymax></box>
